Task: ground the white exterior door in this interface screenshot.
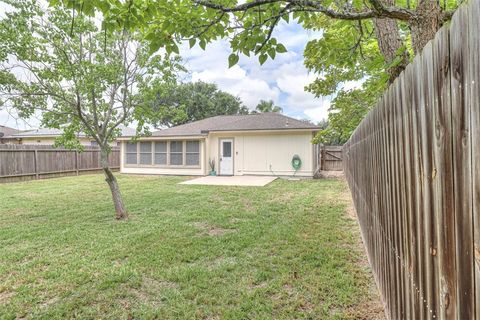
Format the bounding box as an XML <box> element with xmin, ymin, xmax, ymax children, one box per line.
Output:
<box><xmin>219</xmin><ymin>139</ymin><xmax>234</xmax><ymax>175</ymax></box>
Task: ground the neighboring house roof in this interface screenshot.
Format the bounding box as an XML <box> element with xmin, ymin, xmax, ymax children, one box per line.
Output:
<box><xmin>0</xmin><ymin>125</ymin><xmax>22</xmax><ymax>138</ymax></box>
<box><xmin>9</xmin><ymin>125</ymin><xmax>136</xmax><ymax>138</ymax></box>
<box><xmin>151</xmin><ymin>113</ymin><xmax>319</xmax><ymax>137</ymax></box>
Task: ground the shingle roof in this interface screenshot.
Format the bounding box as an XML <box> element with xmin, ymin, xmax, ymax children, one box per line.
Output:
<box><xmin>10</xmin><ymin>125</ymin><xmax>136</xmax><ymax>138</ymax></box>
<box><xmin>0</xmin><ymin>125</ymin><xmax>22</xmax><ymax>138</ymax></box>
<box><xmin>152</xmin><ymin>113</ymin><xmax>319</xmax><ymax>137</ymax></box>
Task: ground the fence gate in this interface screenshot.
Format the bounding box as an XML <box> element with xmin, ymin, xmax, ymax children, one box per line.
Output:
<box><xmin>315</xmin><ymin>145</ymin><xmax>343</xmax><ymax>171</ymax></box>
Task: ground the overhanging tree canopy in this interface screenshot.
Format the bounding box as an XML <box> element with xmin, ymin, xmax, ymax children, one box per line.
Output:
<box><xmin>49</xmin><ymin>0</ymin><xmax>459</xmax><ymax>146</ymax></box>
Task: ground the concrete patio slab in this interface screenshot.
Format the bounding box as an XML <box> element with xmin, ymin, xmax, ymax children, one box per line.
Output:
<box><xmin>179</xmin><ymin>175</ymin><xmax>277</xmax><ymax>187</ymax></box>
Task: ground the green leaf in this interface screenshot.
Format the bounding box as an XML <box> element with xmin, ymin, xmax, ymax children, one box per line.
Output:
<box><xmin>171</xmin><ymin>43</ymin><xmax>179</xmax><ymax>54</ymax></box>
<box><xmin>276</xmin><ymin>44</ymin><xmax>287</xmax><ymax>53</ymax></box>
<box><xmin>267</xmin><ymin>48</ymin><xmax>276</xmax><ymax>59</ymax></box>
<box><xmin>199</xmin><ymin>39</ymin><xmax>206</xmax><ymax>50</ymax></box>
<box><xmin>189</xmin><ymin>38</ymin><xmax>196</xmax><ymax>48</ymax></box>
<box><xmin>149</xmin><ymin>41</ymin><xmax>162</xmax><ymax>54</ymax></box>
<box><xmin>259</xmin><ymin>54</ymin><xmax>268</xmax><ymax>65</ymax></box>
<box><xmin>228</xmin><ymin>53</ymin><xmax>239</xmax><ymax>68</ymax></box>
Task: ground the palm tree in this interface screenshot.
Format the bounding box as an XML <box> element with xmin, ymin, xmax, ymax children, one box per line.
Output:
<box><xmin>254</xmin><ymin>100</ymin><xmax>283</xmax><ymax>113</ymax></box>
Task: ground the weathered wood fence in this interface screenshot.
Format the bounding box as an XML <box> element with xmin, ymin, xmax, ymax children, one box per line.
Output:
<box><xmin>315</xmin><ymin>145</ymin><xmax>343</xmax><ymax>171</ymax></box>
<box><xmin>0</xmin><ymin>145</ymin><xmax>120</xmax><ymax>183</ymax></box>
<box><xmin>343</xmin><ymin>0</ymin><xmax>480</xmax><ymax>319</ymax></box>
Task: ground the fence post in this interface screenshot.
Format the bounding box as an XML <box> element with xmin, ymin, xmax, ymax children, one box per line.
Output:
<box><xmin>75</xmin><ymin>150</ymin><xmax>79</xmax><ymax>175</ymax></box>
<box><xmin>320</xmin><ymin>146</ymin><xmax>326</xmax><ymax>171</ymax></box>
<box><xmin>34</xmin><ymin>149</ymin><xmax>39</xmax><ymax>180</ymax></box>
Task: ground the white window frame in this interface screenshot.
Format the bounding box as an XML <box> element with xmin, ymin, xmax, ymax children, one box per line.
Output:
<box><xmin>125</xmin><ymin>142</ymin><xmax>138</xmax><ymax>165</ymax></box>
<box><xmin>185</xmin><ymin>141</ymin><xmax>200</xmax><ymax>166</ymax></box>
<box><xmin>139</xmin><ymin>141</ymin><xmax>153</xmax><ymax>165</ymax></box>
<box><xmin>124</xmin><ymin>140</ymin><xmax>201</xmax><ymax>168</ymax></box>
<box><xmin>154</xmin><ymin>141</ymin><xmax>168</xmax><ymax>165</ymax></box>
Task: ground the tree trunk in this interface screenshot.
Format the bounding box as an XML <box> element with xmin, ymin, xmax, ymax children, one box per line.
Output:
<box><xmin>373</xmin><ymin>0</ymin><xmax>410</xmax><ymax>83</ymax></box>
<box><xmin>410</xmin><ymin>0</ymin><xmax>442</xmax><ymax>54</ymax></box>
<box><xmin>100</xmin><ymin>147</ymin><xmax>128</xmax><ymax>220</ymax></box>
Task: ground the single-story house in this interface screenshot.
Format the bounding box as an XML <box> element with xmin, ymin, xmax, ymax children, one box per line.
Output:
<box><xmin>119</xmin><ymin>113</ymin><xmax>320</xmax><ymax>177</ymax></box>
<box><xmin>6</xmin><ymin>125</ymin><xmax>136</xmax><ymax>146</ymax></box>
<box><xmin>0</xmin><ymin>125</ymin><xmax>22</xmax><ymax>144</ymax></box>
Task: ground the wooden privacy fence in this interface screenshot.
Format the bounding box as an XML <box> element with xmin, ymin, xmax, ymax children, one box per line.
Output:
<box><xmin>343</xmin><ymin>0</ymin><xmax>480</xmax><ymax>319</ymax></box>
<box><xmin>315</xmin><ymin>145</ymin><xmax>343</xmax><ymax>171</ymax></box>
<box><xmin>0</xmin><ymin>145</ymin><xmax>120</xmax><ymax>183</ymax></box>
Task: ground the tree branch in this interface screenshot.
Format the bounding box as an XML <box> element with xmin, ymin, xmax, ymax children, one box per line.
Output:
<box><xmin>193</xmin><ymin>0</ymin><xmax>415</xmax><ymax>21</ymax></box>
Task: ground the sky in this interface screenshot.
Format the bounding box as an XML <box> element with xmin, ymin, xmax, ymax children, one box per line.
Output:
<box><xmin>180</xmin><ymin>22</ymin><xmax>328</xmax><ymax>122</ymax></box>
<box><xmin>0</xmin><ymin>10</ymin><xmax>330</xmax><ymax>129</ymax></box>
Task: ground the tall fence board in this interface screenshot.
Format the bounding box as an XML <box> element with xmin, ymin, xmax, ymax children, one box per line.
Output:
<box><xmin>0</xmin><ymin>145</ymin><xmax>120</xmax><ymax>183</ymax></box>
<box><xmin>343</xmin><ymin>0</ymin><xmax>480</xmax><ymax>318</ymax></box>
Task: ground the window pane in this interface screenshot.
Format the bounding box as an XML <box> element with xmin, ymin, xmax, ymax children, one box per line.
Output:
<box><xmin>186</xmin><ymin>153</ymin><xmax>199</xmax><ymax>166</ymax></box>
<box><xmin>222</xmin><ymin>141</ymin><xmax>232</xmax><ymax>157</ymax></box>
<box><xmin>140</xmin><ymin>142</ymin><xmax>152</xmax><ymax>152</ymax></box>
<box><xmin>126</xmin><ymin>142</ymin><xmax>137</xmax><ymax>153</ymax></box>
<box><xmin>140</xmin><ymin>153</ymin><xmax>152</xmax><ymax>165</ymax></box>
<box><xmin>170</xmin><ymin>153</ymin><xmax>183</xmax><ymax>165</ymax></box>
<box><xmin>186</xmin><ymin>141</ymin><xmax>199</xmax><ymax>152</ymax></box>
<box><xmin>154</xmin><ymin>153</ymin><xmax>167</xmax><ymax>165</ymax></box>
<box><xmin>126</xmin><ymin>153</ymin><xmax>137</xmax><ymax>164</ymax></box>
<box><xmin>170</xmin><ymin>141</ymin><xmax>183</xmax><ymax>153</ymax></box>
<box><xmin>155</xmin><ymin>141</ymin><xmax>167</xmax><ymax>153</ymax></box>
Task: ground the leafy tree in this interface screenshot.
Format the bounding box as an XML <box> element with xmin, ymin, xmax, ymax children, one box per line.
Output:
<box><xmin>145</xmin><ymin>81</ymin><xmax>249</xmax><ymax>128</ymax></box>
<box><xmin>0</xmin><ymin>0</ymin><xmax>182</xmax><ymax>219</ymax></box>
<box><xmin>50</xmin><ymin>0</ymin><xmax>460</xmax><ymax>146</ymax></box>
<box><xmin>303</xmin><ymin>16</ymin><xmax>391</xmax><ymax>145</ymax></box>
<box><xmin>314</xmin><ymin>82</ymin><xmax>382</xmax><ymax>145</ymax></box>
<box><xmin>254</xmin><ymin>100</ymin><xmax>283</xmax><ymax>113</ymax></box>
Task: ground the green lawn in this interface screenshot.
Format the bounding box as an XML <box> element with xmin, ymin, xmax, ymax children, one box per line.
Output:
<box><xmin>0</xmin><ymin>174</ymin><xmax>381</xmax><ymax>319</ymax></box>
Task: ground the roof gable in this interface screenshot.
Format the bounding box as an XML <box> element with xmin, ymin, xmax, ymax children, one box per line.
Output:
<box><xmin>0</xmin><ymin>125</ymin><xmax>22</xmax><ymax>138</ymax></box>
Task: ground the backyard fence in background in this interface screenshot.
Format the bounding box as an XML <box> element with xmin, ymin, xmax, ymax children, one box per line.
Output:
<box><xmin>315</xmin><ymin>145</ymin><xmax>343</xmax><ymax>171</ymax></box>
<box><xmin>343</xmin><ymin>0</ymin><xmax>480</xmax><ymax>319</ymax></box>
<box><xmin>0</xmin><ymin>145</ymin><xmax>120</xmax><ymax>183</ymax></box>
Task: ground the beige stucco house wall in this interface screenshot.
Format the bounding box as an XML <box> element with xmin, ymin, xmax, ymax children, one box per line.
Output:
<box><xmin>119</xmin><ymin>129</ymin><xmax>316</xmax><ymax>177</ymax></box>
<box><xmin>206</xmin><ymin>130</ymin><xmax>315</xmax><ymax>177</ymax></box>
<box><xmin>119</xmin><ymin>113</ymin><xmax>319</xmax><ymax>178</ymax></box>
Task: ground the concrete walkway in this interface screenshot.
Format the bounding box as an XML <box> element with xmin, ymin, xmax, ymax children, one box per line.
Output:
<box><xmin>179</xmin><ymin>175</ymin><xmax>277</xmax><ymax>187</ymax></box>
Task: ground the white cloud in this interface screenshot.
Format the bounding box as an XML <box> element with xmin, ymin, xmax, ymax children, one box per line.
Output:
<box><xmin>191</xmin><ymin>66</ymin><xmax>280</xmax><ymax>109</ymax></box>
<box><xmin>304</xmin><ymin>99</ymin><xmax>331</xmax><ymax>123</ymax></box>
<box><xmin>179</xmin><ymin>24</ymin><xmax>326</xmax><ymax>118</ymax></box>
<box><xmin>182</xmin><ymin>41</ymin><xmax>281</xmax><ymax>110</ymax></box>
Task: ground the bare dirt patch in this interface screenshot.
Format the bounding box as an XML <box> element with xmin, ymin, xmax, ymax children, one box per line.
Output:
<box><xmin>241</xmin><ymin>199</ymin><xmax>255</xmax><ymax>212</ymax></box>
<box><xmin>207</xmin><ymin>256</ymin><xmax>237</xmax><ymax>270</ymax></box>
<box><xmin>345</xmin><ymin>299</ymin><xmax>386</xmax><ymax>320</ymax></box>
<box><xmin>40</xmin><ymin>296</ymin><xmax>59</xmax><ymax>309</ymax></box>
<box><xmin>315</xmin><ymin>170</ymin><xmax>345</xmax><ymax>179</ymax></box>
<box><xmin>248</xmin><ymin>281</ymin><xmax>268</xmax><ymax>291</ymax></box>
<box><xmin>129</xmin><ymin>276</ymin><xmax>179</xmax><ymax>308</ymax></box>
<box><xmin>191</xmin><ymin>222</ymin><xmax>236</xmax><ymax>236</ymax></box>
<box><xmin>0</xmin><ymin>290</ymin><xmax>14</xmax><ymax>305</ymax></box>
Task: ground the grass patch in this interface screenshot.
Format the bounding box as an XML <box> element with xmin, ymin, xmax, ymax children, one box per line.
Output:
<box><xmin>0</xmin><ymin>174</ymin><xmax>382</xmax><ymax>319</ymax></box>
